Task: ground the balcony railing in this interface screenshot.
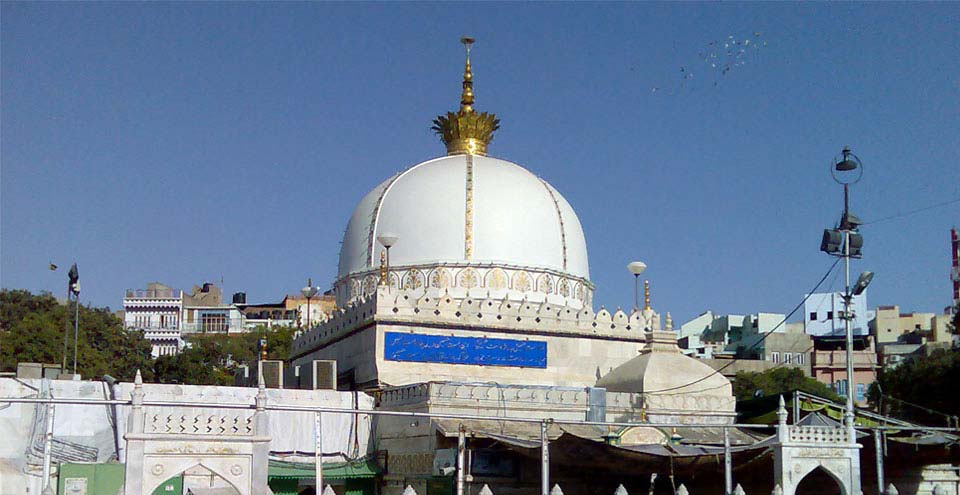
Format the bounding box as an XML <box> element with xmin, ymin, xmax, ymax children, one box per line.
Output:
<box><xmin>812</xmin><ymin>351</ymin><xmax>878</xmax><ymax>367</ymax></box>
<box><xmin>125</xmin><ymin>289</ymin><xmax>183</xmax><ymax>299</ymax></box>
<box><xmin>181</xmin><ymin>319</ymin><xmax>247</xmax><ymax>334</ymax></box>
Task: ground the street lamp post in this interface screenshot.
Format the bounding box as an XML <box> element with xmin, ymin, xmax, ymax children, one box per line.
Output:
<box><xmin>302</xmin><ymin>278</ymin><xmax>317</xmax><ymax>329</ymax></box>
<box><xmin>819</xmin><ymin>147</ymin><xmax>873</xmax><ymax>445</ymax></box>
<box><xmin>377</xmin><ymin>233</ymin><xmax>399</xmax><ymax>287</ymax></box>
<box><xmin>627</xmin><ymin>261</ymin><xmax>647</xmax><ymax>312</ymax></box>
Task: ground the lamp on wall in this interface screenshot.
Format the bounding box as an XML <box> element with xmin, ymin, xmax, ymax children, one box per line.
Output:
<box><xmin>627</xmin><ymin>261</ymin><xmax>647</xmax><ymax>312</ymax></box>
<box><xmin>377</xmin><ymin>233</ymin><xmax>399</xmax><ymax>287</ymax></box>
<box><xmin>301</xmin><ymin>278</ymin><xmax>317</xmax><ymax>328</ymax></box>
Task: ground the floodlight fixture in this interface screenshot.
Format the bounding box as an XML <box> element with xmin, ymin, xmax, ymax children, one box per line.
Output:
<box><xmin>852</xmin><ymin>271</ymin><xmax>874</xmax><ymax>296</ymax></box>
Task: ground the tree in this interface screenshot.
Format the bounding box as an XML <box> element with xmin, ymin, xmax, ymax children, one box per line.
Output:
<box><xmin>868</xmin><ymin>347</ymin><xmax>960</xmax><ymax>425</ymax></box>
<box><xmin>0</xmin><ymin>289</ymin><xmax>154</xmax><ymax>381</ymax></box>
<box><xmin>153</xmin><ymin>325</ymin><xmax>296</xmax><ymax>385</ymax></box>
<box><xmin>733</xmin><ymin>367</ymin><xmax>841</xmax><ymax>403</ymax></box>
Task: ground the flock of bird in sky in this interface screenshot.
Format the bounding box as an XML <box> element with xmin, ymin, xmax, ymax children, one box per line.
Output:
<box><xmin>649</xmin><ymin>31</ymin><xmax>768</xmax><ymax>95</ymax></box>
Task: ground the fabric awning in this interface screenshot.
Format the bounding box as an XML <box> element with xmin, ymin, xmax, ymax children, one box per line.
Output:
<box><xmin>433</xmin><ymin>419</ymin><xmax>775</xmax><ymax>474</ymax></box>
<box><xmin>268</xmin><ymin>458</ymin><xmax>380</xmax><ymax>481</ymax></box>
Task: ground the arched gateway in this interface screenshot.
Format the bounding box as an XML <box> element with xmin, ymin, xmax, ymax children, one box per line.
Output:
<box><xmin>773</xmin><ymin>396</ymin><xmax>862</xmax><ymax>495</ymax></box>
<box><xmin>122</xmin><ymin>371</ymin><xmax>272</xmax><ymax>495</ymax></box>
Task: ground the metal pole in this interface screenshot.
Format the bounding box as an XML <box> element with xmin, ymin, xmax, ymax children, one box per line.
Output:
<box><xmin>73</xmin><ymin>292</ymin><xmax>80</xmax><ymax>375</ymax></box>
<box><xmin>874</xmin><ymin>429</ymin><xmax>884</xmax><ymax>495</ymax></box>
<box><xmin>844</xmin><ymin>229</ymin><xmax>856</xmax><ymax>441</ymax></box>
<box><xmin>62</xmin><ymin>288</ymin><xmax>71</xmax><ymax>373</ymax></box>
<box><xmin>793</xmin><ymin>393</ymin><xmax>800</xmax><ymax>425</ymax></box>
<box><xmin>457</xmin><ymin>424</ymin><xmax>466</xmax><ymax>495</ymax></box>
<box><xmin>315</xmin><ymin>411</ymin><xmax>323</xmax><ymax>494</ymax></box>
<box><xmin>540</xmin><ymin>420</ymin><xmax>549</xmax><ymax>495</ymax></box>
<box><xmin>723</xmin><ymin>426</ymin><xmax>732</xmax><ymax>495</ymax></box>
<box><xmin>41</xmin><ymin>378</ymin><xmax>55</xmax><ymax>491</ymax></box>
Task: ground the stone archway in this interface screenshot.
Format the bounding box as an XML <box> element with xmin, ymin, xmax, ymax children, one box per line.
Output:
<box><xmin>178</xmin><ymin>463</ymin><xmax>245</xmax><ymax>495</ymax></box>
<box><xmin>122</xmin><ymin>372</ymin><xmax>273</xmax><ymax>495</ymax></box>
<box><xmin>795</xmin><ymin>466</ymin><xmax>844</xmax><ymax>495</ymax></box>
<box><xmin>771</xmin><ymin>397</ymin><xmax>861</xmax><ymax>495</ymax></box>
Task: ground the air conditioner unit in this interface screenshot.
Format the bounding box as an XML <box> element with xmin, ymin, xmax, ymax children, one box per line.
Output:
<box><xmin>312</xmin><ymin>359</ymin><xmax>337</xmax><ymax>390</ymax></box>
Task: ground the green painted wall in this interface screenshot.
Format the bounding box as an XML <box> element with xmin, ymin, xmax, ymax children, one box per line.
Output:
<box><xmin>57</xmin><ymin>463</ymin><xmax>182</xmax><ymax>495</ymax></box>
<box><xmin>58</xmin><ymin>463</ymin><xmax>124</xmax><ymax>495</ymax></box>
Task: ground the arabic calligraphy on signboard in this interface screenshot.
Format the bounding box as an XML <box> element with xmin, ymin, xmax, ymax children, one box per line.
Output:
<box><xmin>384</xmin><ymin>332</ymin><xmax>547</xmax><ymax>368</ymax></box>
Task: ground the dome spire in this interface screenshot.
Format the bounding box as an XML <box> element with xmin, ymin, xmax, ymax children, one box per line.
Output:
<box><xmin>460</xmin><ymin>37</ymin><xmax>474</xmax><ymax>112</ymax></box>
<box><xmin>431</xmin><ymin>36</ymin><xmax>500</xmax><ymax>156</ymax></box>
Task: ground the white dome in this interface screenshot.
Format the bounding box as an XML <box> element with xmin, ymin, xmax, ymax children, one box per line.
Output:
<box><xmin>335</xmin><ymin>154</ymin><xmax>591</xmax><ymax>305</ymax></box>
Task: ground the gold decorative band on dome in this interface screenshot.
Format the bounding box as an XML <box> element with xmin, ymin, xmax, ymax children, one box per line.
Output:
<box><xmin>431</xmin><ymin>36</ymin><xmax>500</xmax><ymax>156</ymax></box>
<box><xmin>464</xmin><ymin>154</ymin><xmax>474</xmax><ymax>259</ymax></box>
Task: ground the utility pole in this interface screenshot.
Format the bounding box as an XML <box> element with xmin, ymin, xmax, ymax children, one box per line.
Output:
<box><xmin>315</xmin><ymin>411</ymin><xmax>323</xmax><ymax>494</ymax></box>
<box><xmin>540</xmin><ymin>419</ymin><xmax>550</xmax><ymax>495</ymax></box>
<box><xmin>723</xmin><ymin>426</ymin><xmax>732</xmax><ymax>495</ymax></box>
<box><xmin>63</xmin><ymin>263</ymin><xmax>80</xmax><ymax>375</ymax></box>
<box><xmin>820</xmin><ymin>147</ymin><xmax>873</xmax><ymax>495</ymax></box>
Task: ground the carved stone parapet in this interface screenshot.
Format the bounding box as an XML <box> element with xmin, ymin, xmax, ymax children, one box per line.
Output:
<box><xmin>292</xmin><ymin>286</ymin><xmax>663</xmax><ymax>359</ymax></box>
<box><xmin>334</xmin><ymin>263</ymin><xmax>594</xmax><ymax>309</ymax></box>
<box><xmin>786</xmin><ymin>425</ymin><xmax>850</xmax><ymax>445</ymax></box>
<box><xmin>145</xmin><ymin>412</ymin><xmax>254</xmax><ymax>436</ymax></box>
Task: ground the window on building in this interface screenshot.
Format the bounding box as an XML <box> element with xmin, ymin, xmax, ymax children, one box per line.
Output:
<box><xmin>809</xmin><ymin>312</ymin><xmax>817</xmax><ymax>321</ymax></box>
<box><xmin>785</xmin><ymin>353</ymin><xmax>793</xmax><ymax>364</ymax></box>
<box><xmin>827</xmin><ymin>311</ymin><xmax>833</xmax><ymax>320</ymax></box>
<box><xmin>856</xmin><ymin>383</ymin><xmax>865</xmax><ymax>402</ymax></box>
<box><xmin>796</xmin><ymin>353</ymin><xmax>804</xmax><ymax>365</ymax></box>
<box><xmin>201</xmin><ymin>313</ymin><xmax>229</xmax><ymax>333</ymax></box>
<box><xmin>835</xmin><ymin>379</ymin><xmax>848</xmax><ymax>398</ymax></box>
<box><xmin>771</xmin><ymin>352</ymin><xmax>780</xmax><ymax>363</ymax></box>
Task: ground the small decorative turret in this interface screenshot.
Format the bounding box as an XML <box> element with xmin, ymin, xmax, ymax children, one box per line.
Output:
<box><xmin>379</xmin><ymin>250</ymin><xmax>388</xmax><ymax>286</ymax></box>
<box><xmin>432</xmin><ymin>37</ymin><xmax>500</xmax><ymax>156</ymax></box>
<box><xmin>643</xmin><ymin>280</ymin><xmax>651</xmax><ymax>310</ymax></box>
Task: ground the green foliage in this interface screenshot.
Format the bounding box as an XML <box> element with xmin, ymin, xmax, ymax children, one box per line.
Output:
<box><xmin>2</xmin><ymin>289</ymin><xmax>301</xmax><ymax>386</ymax></box>
<box><xmin>868</xmin><ymin>347</ymin><xmax>960</xmax><ymax>425</ymax></box>
<box><xmin>153</xmin><ymin>325</ymin><xmax>296</xmax><ymax>385</ymax></box>
<box><xmin>733</xmin><ymin>367</ymin><xmax>841</xmax><ymax>403</ymax></box>
<box><xmin>0</xmin><ymin>289</ymin><xmax>154</xmax><ymax>381</ymax></box>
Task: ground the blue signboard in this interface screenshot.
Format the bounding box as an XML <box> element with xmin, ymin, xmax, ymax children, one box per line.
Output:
<box><xmin>384</xmin><ymin>332</ymin><xmax>547</xmax><ymax>368</ymax></box>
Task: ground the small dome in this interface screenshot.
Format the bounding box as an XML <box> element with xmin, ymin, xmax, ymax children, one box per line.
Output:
<box><xmin>597</xmin><ymin>331</ymin><xmax>732</xmax><ymax>397</ymax></box>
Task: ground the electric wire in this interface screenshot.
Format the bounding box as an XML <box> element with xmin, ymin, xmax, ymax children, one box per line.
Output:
<box><xmin>639</xmin><ymin>257</ymin><xmax>842</xmax><ymax>395</ymax></box>
<box><xmin>863</xmin><ymin>197</ymin><xmax>960</xmax><ymax>226</ymax></box>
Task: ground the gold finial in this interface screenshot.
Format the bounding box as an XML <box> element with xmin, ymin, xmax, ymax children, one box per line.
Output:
<box><xmin>460</xmin><ymin>36</ymin><xmax>475</xmax><ymax>112</ymax></box>
<box><xmin>432</xmin><ymin>36</ymin><xmax>500</xmax><ymax>156</ymax></box>
<box><xmin>644</xmin><ymin>280</ymin><xmax>651</xmax><ymax>310</ymax></box>
<box><xmin>379</xmin><ymin>250</ymin><xmax>388</xmax><ymax>286</ymax></box>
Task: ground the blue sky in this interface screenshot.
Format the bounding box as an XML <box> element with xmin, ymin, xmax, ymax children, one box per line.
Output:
<box><xmin>2</xmin><ymin>3</ymin><xmax>958</xmax><ymax>324</ymax></box>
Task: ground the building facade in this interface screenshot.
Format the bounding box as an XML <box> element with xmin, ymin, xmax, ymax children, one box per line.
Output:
<box><xmin>123</xmin><ymin>282</ymin><xmax>184</xmax><ymax>358</ymax></box>
<box><xmin>124</xmin><ymin>282</ymin><xmax>319</xmax><ymax>356</ymax></box>
<box><xmin>803</xmin><ymin>291</ymin><xmax>869</xmax><ymax>337</ymax></box>
<box><xmin>809</xmin><ymin>337</ymin><xmax>878</xmax><ymax>405</ymax></box>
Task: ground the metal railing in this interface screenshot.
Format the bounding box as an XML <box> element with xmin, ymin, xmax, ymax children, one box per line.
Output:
<box><xmin>5</xmin><ymin>391</ymin><xmax>958</xmax><ymax>495</ymax></box>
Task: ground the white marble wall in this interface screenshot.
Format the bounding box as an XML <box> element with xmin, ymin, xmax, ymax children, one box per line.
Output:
<box><xmin>291</xmin><ymin>286</ymin><xmax>659</xmax><ymax>388</ymax></box>
<box><xmin>0</xmin><ymin>378</ymin><xmax>374</xmax><ymax>494</ymax></box>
